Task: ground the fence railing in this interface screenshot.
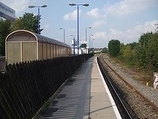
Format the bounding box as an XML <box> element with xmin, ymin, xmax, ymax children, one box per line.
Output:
<box><xmin>0</xmin><ymin>56</ymin><xmax>5</xmax><ymax>72</ymax></box>
<box><xmin>0</xmin><ymin>54</ymin><xmax>93</xmax><ymax>119</ymax></box>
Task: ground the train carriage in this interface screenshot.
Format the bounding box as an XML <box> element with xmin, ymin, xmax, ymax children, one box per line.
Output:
<box><xmin>5</xmin><ymin>30</ymin><xmax>71</xmax><ymax>64</ymax></box>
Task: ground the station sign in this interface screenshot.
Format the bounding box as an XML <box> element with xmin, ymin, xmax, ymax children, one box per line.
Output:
<box><xmin>0</xmin><ymin>2</ymin><xmax>15</xmax><ymax>21</ymax></box>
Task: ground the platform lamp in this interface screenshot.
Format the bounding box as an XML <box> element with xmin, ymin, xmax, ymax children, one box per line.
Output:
<box><xmin>28</xmin><ymin>5</ymin><xmax>47</xmax><ymax>34</ymax></box>
<box><xmin>69</xmin><ymin>3</ymin><xmax>89</xmax><ymax>54</ymax></box>
<box><xmin>71</xmin><ymin>35</ymin><xmax>75</xmax><ymax>55</ymax></box>
<box><xmin>60</xmin><ymin>28</ymin><xmax>65</xmax><ymax>43</ymax></box>
<box><xmin>85</xmin><ymin>27</ymin><xmax>91</xmax><ymax>53</ymax></box>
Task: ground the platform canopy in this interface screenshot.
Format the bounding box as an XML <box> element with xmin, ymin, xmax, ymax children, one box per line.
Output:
<box><xmin>0</xmin><ymin>2</ymin><xmax>15</xmax><ymax>21</ymax></box>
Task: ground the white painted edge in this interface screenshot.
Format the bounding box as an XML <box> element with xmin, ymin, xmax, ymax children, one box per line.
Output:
<box><xmin>96</xmin><ymin>57</ymin><xmax>122</xmax><ymax>119</ymax></box>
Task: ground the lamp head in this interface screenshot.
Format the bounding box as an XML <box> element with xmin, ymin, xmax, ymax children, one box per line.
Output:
<box><xmin>82</xmin><ymin>4</ymin><xmax>89</xmax><ymax>7</ymax></box>
<box><xmin>41</xmin><ymin>5</ymin><xmax>47</xmax><ymax>7</ymax></box>
<box><xmin>28</xmin><ymin>5</ymin><xmax>35</xmax><ymax>8</ymax></box>
<box><xmin>69</xmin><ymin>3</ymin><xmax>76</xmax><ymax>6</ymax></box>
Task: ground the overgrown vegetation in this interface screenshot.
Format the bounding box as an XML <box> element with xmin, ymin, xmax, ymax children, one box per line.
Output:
<box><xmin>102</xmin><ymin>47</ymin><xmax>108</xmax><ymax>53</ymax></box>
<box><xmin>0</xmin><ymin>13</ymin><xmax>39</xmax><ymax>56</ymax></box>
<box><xmin>0</xmin><ymin>20</ymin><xmax>11</xmax><ymax>55</ymax></box>
<box><xmin>108</xmin><ymin>32</ymin><xmax>158</xmax><ymax>73</ymax></box>
<box><xmin>108</xmin><ymin>31</ymin><xmax>158</xmax><ymax>85</ymax></box>
<box><xmin>108</xmin><ymin>39</ymin><xmax>120</xmax><ymax>57</ymax></box>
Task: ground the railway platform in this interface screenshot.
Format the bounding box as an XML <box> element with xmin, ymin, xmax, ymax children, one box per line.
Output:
<box><xmin>36</xmin><ymin>56</ymin><xmax>121</xmax><ymax>119</ymax></box>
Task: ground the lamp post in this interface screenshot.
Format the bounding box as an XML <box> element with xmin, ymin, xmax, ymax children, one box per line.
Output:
<box><xmin>28</xmin><ymin>5</ymin><xmax>47</xmax><ymax>34</ymax></box>
<box><xmin>85</xmin><ymin>27</ymin><xmax>91</xmax><ymax>42</ymax></box>
<box><xmin>60</xmin><ymin>28</ymin><xmax>65</xmax><ymax>43</ymax></box>
<box><xmin>89</xmin><ymin>35</ymin><xmax>93</xmax><ymax>52</ymax></box>
<box><xmin>85</xmin><ymin>26</ymin><xmax>91</xmax><ymax>53</ymax></box>
<box><xmin>71</xmin><ymin>35</ymin><xmax>75</xmax><ymax>55</ymax></box>
<box><xmin>69</xmin><ymin>3</ymin><xmax>89</xmax><ymax>54</ymax></box>
<box><xmin>92</xmin><ymin>39</ymin><xmax>95</xmax><ymax>50</ymax></box>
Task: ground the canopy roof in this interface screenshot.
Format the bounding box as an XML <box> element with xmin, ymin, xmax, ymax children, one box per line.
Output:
<box><xmin>6</xmin><ymin>30</ymin><xmax>70</xmax><ymax>47</ymax></box>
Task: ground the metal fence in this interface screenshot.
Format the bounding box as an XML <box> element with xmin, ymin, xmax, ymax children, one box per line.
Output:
<box><xmin>0</xmin><ymin>54</ymin><xmax>93</xmax><ymax>119</ymax></box>
<box><xmin>0</xmin><ymin>56</ymin><xmax>5</xmax><ymax>72</ymax></box>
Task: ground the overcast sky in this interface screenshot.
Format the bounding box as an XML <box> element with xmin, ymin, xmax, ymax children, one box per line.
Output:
<box><xmin>1</xmin><ymin>0</ymin><xmax>158</xmax><ymax>48</ymax></box>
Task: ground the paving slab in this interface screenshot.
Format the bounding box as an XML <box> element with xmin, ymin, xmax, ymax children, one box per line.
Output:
<box><xmin>90</xmin><ymin>57</ymin><xmax>121</xmax><ymax>119</ymax></box>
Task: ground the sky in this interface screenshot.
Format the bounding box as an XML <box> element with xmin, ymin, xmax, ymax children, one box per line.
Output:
<box><xmin>1</xmin><ymin>0</ymin><xmax>158</xmax><ymax>48</ymax></box>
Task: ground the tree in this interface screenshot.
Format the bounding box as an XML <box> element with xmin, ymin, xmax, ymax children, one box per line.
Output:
<box><xmin>137</xmin><ymin>32</ymin><xmax>154</xmax><ymax>70</ymax></box>
<box><xmin>107</xmin><ymin>32</ymin><xmax>158</xmax><ymax>72</ymax></box>
<box><xmin>80</xmin><ymin>43</ymin><xmax>87</xmax><ymax>48</ymax></box>
<box><xmin>146</xmin><ymin>33</ymin><xmax>158</xmax><ymax>71</ymax></box>
<box><xmin>0</xmin><ymin>19</ymin><xmax>11</xmax><ymax>55</ymax></box>
<box><xmin>108</xmin><ymin>39</ymin><xmax>120</xmax><ymax>57</ymax></box>
<box><xmin>0</xmin><ymin>13</ymin><xmax>39</xmax><ymax>56</ymax></box>
<box><xmin>102</xmin><ymin>47</ymin><xmax>108</xmax><ymax>53</ymax></box>
<box><xmin>12</xmin><ymin>13</ymin><xmax>38</xmax><ymax>33</ymax></box>
<box><xmin>122</xmin><ymin>45</ymin><xmax>134</xmax><ymax>65</ymax></box>
<box><xmin>130</xmin><ymin>32</ymin><xmax>158</xmax><ymax>72</ymax></box>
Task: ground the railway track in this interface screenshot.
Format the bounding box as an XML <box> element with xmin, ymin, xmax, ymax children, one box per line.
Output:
<box><xmin>97</xmin><ymin>55</ymin><xmax>158</xmax><ymax>119</ymax></box>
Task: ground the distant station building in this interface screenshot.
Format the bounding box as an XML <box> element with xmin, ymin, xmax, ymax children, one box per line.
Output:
<box><xmin>0</xmin><ymin>2</ymin><xmax>15</xmax><ymax>21</ymax></box>
<box><xmin>71</xmin><ymin>39</ymin><xmax>78</xmax><ymax>55</ymax></box>
<box><xmin>80</xmin><ymin>41</ymin><xmax>88</xmax><ymax>54</ymax></box>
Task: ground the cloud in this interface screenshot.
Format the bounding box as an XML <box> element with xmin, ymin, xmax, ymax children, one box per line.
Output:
<box><xmin>92</xmin><ymin>20</ymin><xmax>106</xmax><ymax>28</ymax></box>
<box><xmin>1</xmin><ymin>0</ymin><xmax>33</xmax><ymax>16</ymax></box>
<box><xmin>107</xmin><ymin>20</ymin><xmax>158</xmax><ymax>44</ymax></box>
<box><xmin>110</xmin><ymin>29</ymin><xmax>123</xmax><ymax>36</ymax></box>
<box><xmin>86</xmin><ymin>7</ymin><xmax>107</xmax><ymax>19</ymax></box>
<box><xmin>92</xmin><ymin>20</ymin><xmax>157</xmax><ymax>47</ymax></box>
<box><xmin>133</xmin><ymin>20</ymin><xmax>157</xmax><ymax>33</ymax></box>
<box><xmin>93</xmin><ymin>31</ymin><xmax>107</xmax><ymax>40</ymax></box>
<box><xmin>86</xmin><ymin>8</ymin><xmax>106</xmax><ymax>28</ymax></box>
<box><xmin>86</xmin><ymin>8</ymin><xmax>101</xmax><ymax>19</ymax></box>
<box><xmin>64</xmin><ymin>10</ymin><xmax>81</xmax><ymax>21</ymax></box>
<box><xmin>104</xmin><ymin>0</ymin><xmax>157</xmax><ymax>17</ymax></box>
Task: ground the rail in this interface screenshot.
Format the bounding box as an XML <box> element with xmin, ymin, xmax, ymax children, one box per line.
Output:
<box><xmin>101</xmin><ymin>55</ymin><xmax>158</xmax><ymax>113</ymax></box>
